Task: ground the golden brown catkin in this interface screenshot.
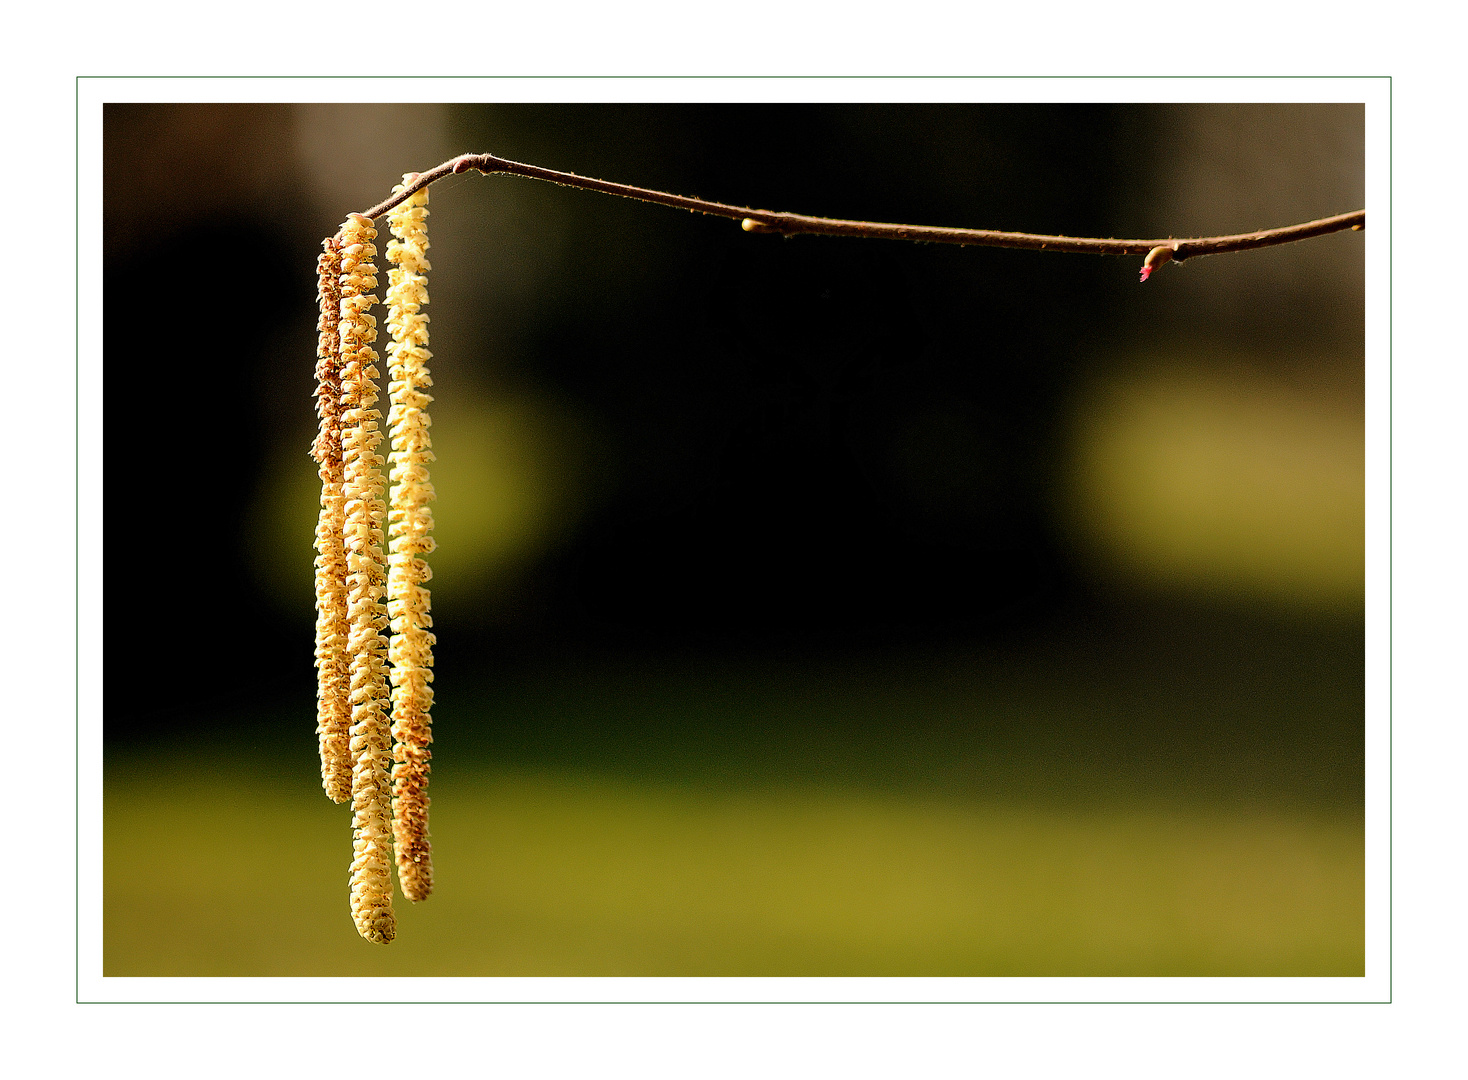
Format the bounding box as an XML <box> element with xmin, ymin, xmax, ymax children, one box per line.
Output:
<box><xmin>313</xmin><ymin>238</ymin><xmax>352</xmax><ymax>804</ymax></box>
<box><xmin>338</xmin><ymin>212</ymin><xmax>396</xmax><ymax>944</ymax></box>
<box><xmin>384</xmin><ymin>177</ymin><xmax>437</xmax><ymax>903</ymax></box>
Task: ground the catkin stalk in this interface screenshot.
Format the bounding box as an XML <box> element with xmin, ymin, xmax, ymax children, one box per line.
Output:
<box><xmin>312</xmin><ymin>238</ymin><xmax>352</xmax><ymax>803</ymax></box>
<box><xmin>339</xmin><ymin>212</ymin><xmax>396</xmax><ymax>944</ymax></box>
<box><xmin>385</xmin><ymin>177</ymin><xmax>437</xmax><ymax>903</ymax></box>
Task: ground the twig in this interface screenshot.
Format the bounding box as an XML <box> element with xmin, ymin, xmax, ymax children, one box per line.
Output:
<box><xmin>351</xmin><ymin>152</ymin><xmax>1365</xmax><ymax>279</ymax></box>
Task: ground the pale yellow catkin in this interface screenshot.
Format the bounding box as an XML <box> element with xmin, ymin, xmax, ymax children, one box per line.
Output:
<box><xmin>338</xmin><ymin>212</ymin><xmax>396</xmax><ymax>944</ymax></box>
<box><xmin>313</xmin><ymin>238</ymin><xmax>352</xmax><ymax>804</ymax></box>
<box><xmin>385</xmin><ymin>177</ymin><xmax>437</xmax><ymax>903</ymax></box>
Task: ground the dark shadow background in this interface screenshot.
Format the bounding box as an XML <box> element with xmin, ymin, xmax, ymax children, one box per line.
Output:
<box><xmin>101</xmin><ymin>103</ymin><xmax>1366</xmax><ymax>974</ymax></box>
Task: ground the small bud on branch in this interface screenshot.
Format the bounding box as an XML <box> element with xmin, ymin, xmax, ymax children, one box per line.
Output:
<box><xmin>1139</xmin><ymin>245</ymin><xmax>1175</xmax><ymax>283</ymax></box>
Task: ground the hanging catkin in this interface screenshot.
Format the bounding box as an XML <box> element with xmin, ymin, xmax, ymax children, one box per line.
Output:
<box><xmin>385</xmin><ymin>177</ymin><xmax>437</xmax><ymax>903</ymax></box>
<box><xmin>338</xmin><ymin>212</ymin><xmax>396</xmax><ymax>944</ymax></box>
<box><xmin>312</xmin><ymin>238</ymin><xmax>352</xmax><ymax>804</ymax></box>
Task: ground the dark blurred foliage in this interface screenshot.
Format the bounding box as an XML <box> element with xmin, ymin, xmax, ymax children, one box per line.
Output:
<box><xmin>103</xmin><ymin>103</ymin><xmax>1362</xmax><ymax>800</ymax></box>
<box><xmin>536</xmin><ymin>108</ymin><xmax>1129</xmax><ymax>649</ymax></box>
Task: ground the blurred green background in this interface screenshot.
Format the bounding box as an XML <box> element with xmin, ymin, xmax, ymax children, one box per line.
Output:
<box><xmin>103</xmin><ymin>102</ymin><xmax>1364</xmax><ymax>976</ymax></box>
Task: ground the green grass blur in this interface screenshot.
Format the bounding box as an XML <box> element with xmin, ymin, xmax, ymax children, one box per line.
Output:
<box><xmin>105</xmin><ymin>629</ymin><xmax>1363</xmax><ymax>977</ymax></box>
<box><xmin>105</xmin><ymin>767</ymin><xmax>1361</xmax><ymax>977</ymax></box>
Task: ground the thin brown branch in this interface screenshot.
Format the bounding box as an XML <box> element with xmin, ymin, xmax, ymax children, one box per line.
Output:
<box><xmin>352</xmin><ymin>151</ymin><xmax>1364</xmax><ymax>274</ymax></box>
